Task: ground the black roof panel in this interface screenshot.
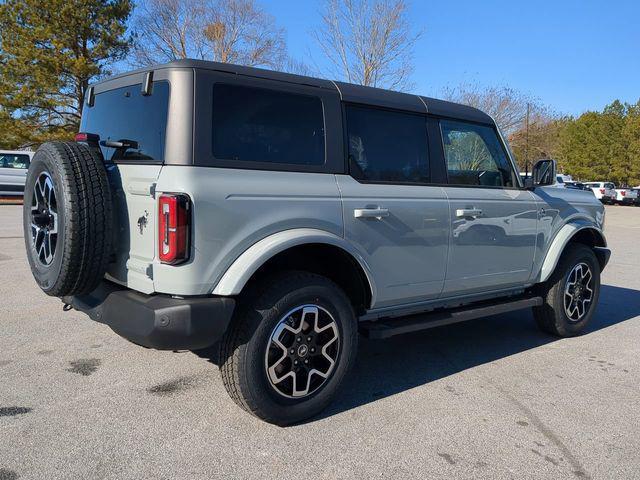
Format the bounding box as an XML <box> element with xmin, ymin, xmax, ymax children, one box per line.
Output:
<box><xmin>94</xmin><ymin>59</ymin><xmax>494</xmax><ymax>125</ymax></box>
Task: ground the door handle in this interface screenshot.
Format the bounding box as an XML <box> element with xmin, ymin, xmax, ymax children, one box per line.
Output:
<box><xmin>456</xmin><ymin>208</ymin><xmax>483</xmax><ymax>218</ymax></box>
<box><xmin>354</xmin><ymin>207</ymin><xmax>389</xmax><ymax>220</ymax></box>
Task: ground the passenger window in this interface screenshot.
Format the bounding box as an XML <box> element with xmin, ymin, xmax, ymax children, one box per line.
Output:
<box><xmin>212</xmin><ymin>84</ymin><xmax>325</xmax><ymax>166</ymax></box>
<box><xmin>346</xmin><ymin>105</ymin><xmax>429</xmax><ymax>183</ymax></box>
<box><xmin>0</xmin><ymin>154</ymin><xmax>30</xmax><ymax>169</ymax></box>
<box><xmin>80</xmin><ymin>82</ymin><xmax>170</xmax><ymax>162</ymax></box>
<box><xmin>440</xmin><ymin>120</ymin><xmax>515</xmax><ymax>187</ymax></box>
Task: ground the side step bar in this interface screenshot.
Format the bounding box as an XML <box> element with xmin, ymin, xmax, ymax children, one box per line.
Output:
<box><xmin>360</xmin><ymin>296</ymin><xmax>543</xmax><ymax>339</ymax></box>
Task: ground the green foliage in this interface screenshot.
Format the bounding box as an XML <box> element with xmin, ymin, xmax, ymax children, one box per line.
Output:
<box><xmin>0</xmin><ymin>0</ymin><xmax>133</xmax><ymax>148</ymax></box>
<box><xmin>558</xmin><ymin>100</ymin><xmax>640</xmax><ymax>186</ymax></box>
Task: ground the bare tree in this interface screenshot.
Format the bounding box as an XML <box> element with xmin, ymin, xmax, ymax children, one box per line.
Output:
<box><xmin>442</xmin><ymin>82</ymin><xmax>549</xmax><ymax>135</ymax></box>
<box><xmin>132</xmin><ymin>0</ymin><xmax>209</xmax><ymax>65</ymax></box>
<box><xmin>314</xmin><ymin>0</ymin><xmax>421</xmax><ymax>90</ymax></box>
<box><xmin>133</xmin><ymin>0</ymin><xmax>289</xmax><ymax>70</ymax></box>
<box><xmin>203</xmin><ymin>0</ymin><xmax>286</xmax><ymax>68</ymax></box>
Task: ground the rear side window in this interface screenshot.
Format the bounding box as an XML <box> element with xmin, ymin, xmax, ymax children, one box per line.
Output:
<box><xmin>605</xmin><ymin>183</ymin><xmax>615</xmax><ymax>189</ymax></box>
<box><xmin>346</xmin><ymin>105</ymin><xmax>429</xmax><ymax>183</ymax></box>
<box><xmin>0</xmin><ymin>154</ymin><xmax>30</xmax><ymax>169</ymax></box>
<box><xmin>80</xmin><ymin>81</ymin><xmax>169</xmax><ymax>162</ymax></box>
<box><xmin>440</xmin><ymin>120</ymin><xmax>515</xmax><ymax>187</ymax></box>
<box><xmin>212</xmin><ymin>84</ymin><xmax>325</xmax><ymax>166</ymax></box>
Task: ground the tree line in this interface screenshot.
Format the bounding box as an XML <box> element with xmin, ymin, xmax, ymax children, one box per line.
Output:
<box><xmin>1</xmin><ymin>0</ymin><xmax>638</xmax><ymax>186</ymax></box>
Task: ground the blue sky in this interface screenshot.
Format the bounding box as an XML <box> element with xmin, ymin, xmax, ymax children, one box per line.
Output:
<box><xmin>260</xmin><ymin>0</ymin><xmax>640</xmax><ymax>116</ymax></box>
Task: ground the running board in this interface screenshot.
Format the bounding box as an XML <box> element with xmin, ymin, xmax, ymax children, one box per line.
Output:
<box><xmin>360</xmin><ymin>296</ymin><xmax>543</xmax><ymax>339</ymax></box>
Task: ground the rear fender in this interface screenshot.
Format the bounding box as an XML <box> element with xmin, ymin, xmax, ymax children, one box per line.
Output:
<box><xmin>211</xmin><ymin>228</ymin><xmax>377</xmax><ymax>306</ymax></box>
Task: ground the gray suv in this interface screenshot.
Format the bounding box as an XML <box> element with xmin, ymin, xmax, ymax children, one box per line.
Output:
<box><xmin>22</xmin><ymin>60</ymin><xmax>610</xmax><ymax>425</ymax></box>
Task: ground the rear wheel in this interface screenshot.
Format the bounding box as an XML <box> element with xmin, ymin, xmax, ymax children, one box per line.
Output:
<box><xmin>219</xmin><ymin>271</ymin><xmax>358</xmax><ymax>425</ymax></box>
<box><xmin>533</xmin><ymin>244</ymin><xmax>600</xmax><ymax>337</ymax></box>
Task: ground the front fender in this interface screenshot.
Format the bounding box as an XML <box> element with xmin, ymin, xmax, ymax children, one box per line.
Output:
<box><xmin>538</xmin><ymin>220</ymin><xmax>607</xmax><ymax>283</ymax></box>
<box><xmin>211</xmin><ymin>228</ymin><xmax>377</xmax><ymax>305</ymax></box>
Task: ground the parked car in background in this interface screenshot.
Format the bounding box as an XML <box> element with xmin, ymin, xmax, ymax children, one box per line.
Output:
<box><xmin>614</xmin><ymin>187</ymin><xmax>638</xmax><ymax>205</ymax></box>
<box><xmin>584</xmin><ymin>182</ymin><xmax>616</xmax><ymax>204</ymax></box>
<box><xmin>565</xmin><ymin>181</ymin><xmax>591</xmax><ymax>192</ymax></box>
<box><xmin>556</xmin><ymin>173</ymin><xmax>573</xmax><ymax>187</ymax></box>
<box><xmin>630</xmin><ymin>188</ymin><xmax>640</xmax><ymax>206</ymax></box>
<box><xmin>0</xmin><ymin>150</ymin><xmax>33</xmax><ymax>196</ymax></box>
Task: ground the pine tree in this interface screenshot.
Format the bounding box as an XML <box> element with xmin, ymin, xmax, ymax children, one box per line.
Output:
<box><xmin>0</xmin><ymin>0</ymin><xmax>133</xmax><ymax>148</ymax></box>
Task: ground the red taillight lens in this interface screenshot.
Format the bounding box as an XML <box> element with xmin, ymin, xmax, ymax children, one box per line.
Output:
<box><xmin>600</xmin><ymin>189</ymin><xmax>606</xmax><ymax>194</ymax></box>
<box><xmin>621</xmin><ymin>190</ymin><xmax>626</xmax><ymax>196</ymax></box>
<box><xmin>75</xmin><ymin>132</ymin><xmax>100</xmax><ymax>143</ymax></box>
<box><xmin>158</xmin><ymin>194</ymin><xmax>190</xmax><ymax>265</ymax></box>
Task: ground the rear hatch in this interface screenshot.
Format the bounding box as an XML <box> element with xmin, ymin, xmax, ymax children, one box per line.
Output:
<box><xmin>78</xmin><ymin>79</ymin><xmax>171</xmax><ymax>294</ymax></box>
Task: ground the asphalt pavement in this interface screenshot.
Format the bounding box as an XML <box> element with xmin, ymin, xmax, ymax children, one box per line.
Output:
<box><xmin>1</xmin><ymin>204</ymin><xmax>639</xmax><ymax>480</ymax></box>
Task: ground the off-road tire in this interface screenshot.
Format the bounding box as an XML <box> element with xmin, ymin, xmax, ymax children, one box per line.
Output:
<box><xmin>219</xmin><ymin>271</ymin><xmax>358</xmax><ymax>426</ymax></box>
<box><xmin>533</xmin><ymin>243</ymin><xmax>600</xmax><ymax>337</ymax></box>
<box><xmin>23</xmin><ymin>141</ymin><xmax>113</xmax><ymax>297</ymax></box>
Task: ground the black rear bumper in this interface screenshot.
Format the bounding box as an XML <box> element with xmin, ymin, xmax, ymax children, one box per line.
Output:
<box><xmin>63</xmin><ymin>282</ymin><xmax>235</xmax><ymax>350</ymax></box>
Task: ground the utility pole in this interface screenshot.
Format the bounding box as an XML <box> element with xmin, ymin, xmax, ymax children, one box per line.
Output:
<box><xmin>525</xmin><ymin>102</ymin><xmax>530</xmax><ymax>176</ymax></box>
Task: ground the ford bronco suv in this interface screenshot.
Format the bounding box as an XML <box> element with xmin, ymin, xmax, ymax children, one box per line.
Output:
<box><xmin>23</xmin><ymin>60</ymin><xmax>610</xmax><ymax>425</ymax></box>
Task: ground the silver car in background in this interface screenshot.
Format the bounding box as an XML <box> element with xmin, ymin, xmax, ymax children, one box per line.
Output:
<box><xmin>0</xmin><ymin>150</ymin><xmax>33</xmax><ymax>195</ymax></box>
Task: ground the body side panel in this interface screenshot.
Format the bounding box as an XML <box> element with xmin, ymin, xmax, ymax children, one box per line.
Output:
<box><xmin>153</xmin><ymin>166</ymin><xmax>344</xmax><ymax>295</ymax></box>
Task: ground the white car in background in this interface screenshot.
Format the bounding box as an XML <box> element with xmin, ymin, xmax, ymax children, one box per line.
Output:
<box><xmin>0</xmin><ymin>150</ymin><xmax>33</xmax><ymax>196</ymax></box>
<box><xmin>614</xmin><ymin>187</ymin><xmax>638</xmax><ymax>205</ymax></box>
<box><xmin>584</xmin><ymin>181</ymin><xmax>616</xmax><ymax>204</ymax></box>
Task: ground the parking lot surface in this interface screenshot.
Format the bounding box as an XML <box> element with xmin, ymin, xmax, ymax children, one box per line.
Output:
<box><xmin>1</xmin><ymin>204</ymin><xmax>639</xmax><ymax>480</ymax></box>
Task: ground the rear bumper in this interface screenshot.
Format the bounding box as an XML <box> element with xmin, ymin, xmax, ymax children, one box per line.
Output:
<box><xmin>63</xmin><ymin>281</ymin><xmax>235</xmax><ymax>350</ymax></box>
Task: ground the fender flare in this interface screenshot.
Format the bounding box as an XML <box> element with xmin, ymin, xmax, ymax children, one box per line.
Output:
<box><xmin>211</xmin><ymin>228</ymin><xmax>377</xmax><ymax>306</ymax></box>
<box><xmin>538</xmin><ymin>221</ymin><xmax>607</xmax><ymax>283</ymax></box>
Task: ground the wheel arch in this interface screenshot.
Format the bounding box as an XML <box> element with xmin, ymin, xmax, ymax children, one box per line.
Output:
<box><xmin>539</xmin><ymin>222</ymin><xmax>608</xmax><ymax>283</ymax></box>
<box><xmin>212</xmin><ymin>229</ymin><xmax>377</xmax><ymax>313</ymax></box>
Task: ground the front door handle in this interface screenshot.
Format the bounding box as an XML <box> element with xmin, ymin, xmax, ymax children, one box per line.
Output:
<box><xmin>354</xmin><ymin>207</ymin><xmax>389</xmax><ymax>220</ymax></box>
<box><xmin>456</xmin><ymin>208</ymin><xmax>483</xmax><ymax>218</ymax></box>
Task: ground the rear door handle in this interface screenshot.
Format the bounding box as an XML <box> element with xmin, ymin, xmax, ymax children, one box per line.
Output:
<box><xmin>354</xmin><ymin>207</ymin><xmax>389</xmax><ymax>219</ymax></box>
<box><xmin>456</xmin><ymin>208</ymin><xmax>483</xmax><ymax>218</ymax></box>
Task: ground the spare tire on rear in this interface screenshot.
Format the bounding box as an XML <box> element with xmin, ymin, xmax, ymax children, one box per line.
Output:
<box><xmin>23</xmin><ymin>141</ymin><xmax>113</xmax><ymax>297</ymax></box>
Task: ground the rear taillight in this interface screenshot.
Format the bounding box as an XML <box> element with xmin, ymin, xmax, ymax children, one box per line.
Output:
<box><xmin>600</xmin><ymin>189</ymin><xmax>606</xmax><ymax>194</ymax></box>
<box><xmin>621</xmin><ymin>190</ymin><xmax>626</xmax><ymax>196</ymax></box>
<box><xmin>158</xmin><ymin>194</ymin><xmax>190</xmax><ymax>265</ymax></box>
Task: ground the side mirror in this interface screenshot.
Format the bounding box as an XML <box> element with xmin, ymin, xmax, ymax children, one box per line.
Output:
<box><xmin>531</xmin><ymin>159</ymin><xmax>557</xmax><ymax>187</ymax></box>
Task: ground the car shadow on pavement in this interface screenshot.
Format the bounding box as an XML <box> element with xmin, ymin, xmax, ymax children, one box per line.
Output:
<box><xmin>193</xmin><ymin>284</ymin><xmax>640</xmax><ymax>423</ymax></box>
<box><xmin>315</xmin><ymin>284</ymin><xmax>640</xmax><ymax>422</ymax></box>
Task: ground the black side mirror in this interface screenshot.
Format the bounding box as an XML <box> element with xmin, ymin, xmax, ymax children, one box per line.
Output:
<box><xmin>531</xmin><ymin>159</ymin><xmax>557</xmax><ymax>187</ymax></box>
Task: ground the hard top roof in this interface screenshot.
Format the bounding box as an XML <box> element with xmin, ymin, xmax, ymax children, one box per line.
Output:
<box><xmin>94</xmin><ymin>59</ymin><xmax>494</xmax><ymax>125</ymax></box>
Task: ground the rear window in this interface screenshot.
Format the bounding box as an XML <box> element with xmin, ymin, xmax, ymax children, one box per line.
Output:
<box><xmin>346</xmin><ymin>105</ymin><xmax>429</xmax><ymax>183</ymax></box>
<box><xmin>0</xmin><ymin>154</ymin><xmax>30</xmax><ymax>169</ymax></box>
<box><xmin>80</xmin><ymin>81</ymin><xmax>169</xmax><ymax>162</ymax></box>
<box><xmin>212</xmin><ymin>84</ymin><xmax>325</xmax><ymax>166</ymax></box>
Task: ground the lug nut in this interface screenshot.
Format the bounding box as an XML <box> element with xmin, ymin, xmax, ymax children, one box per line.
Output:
<box><xmin>297</xmin><ymin>337</ymin><xmax>302</xmax><ymax>342</ymax></box>
<box><xmin>294</xmin><ymin>359</ymin><xmax>299</xmax><ymax>365</ymax></box>
<box><xmin>310</xmin><ymin>347</ymin><xmax>316</xmax><ymax>353</ymax></box>
<box><xmin>304</xmin><ymin>359</ymin><xmax>309</xmax><ymax>365</ymax></box>
<box><xmin>290</xmin><ymin>349</ymin><xmax>295</xmax><ymax>354</ymax></box>
<box><xmin>307</xmin><ymin>337</ymin><xmax>312</xmax><ymax>342</ymax></box>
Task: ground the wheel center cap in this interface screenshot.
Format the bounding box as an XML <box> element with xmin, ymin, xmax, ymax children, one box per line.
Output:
<box><xmin>297</xmin><ymin>344</ymin><xmax>309</xmax><ymax>357</ymax></box>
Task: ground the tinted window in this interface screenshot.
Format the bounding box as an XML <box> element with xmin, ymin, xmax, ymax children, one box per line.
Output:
<box><xmin>440</xmin><ymin>120</ymin><xmax>515</xmax><ymax>187</ymax></box>
<box><xmin>80</xmin><ymin>81</ymin><xmax>169</xmax><ymax>162</ymax></box>
<box><xmin>346</xmin><ymin>105</ymin><xmax>429</xmax><ymax>183</ymax></box>
<box><xmin>605</xmin><ymin>183</ymin><xmax>615</xmax><ymax>189</ymax></box>
<box><xmin>0</xmin><ymin>154</ymin><xmax>30</xmax><ymax>169</ymax></box>
<box><xmin>212</xmin><ymin>84</ymin><xmax>325</xmax><ymax>166</ymax></box>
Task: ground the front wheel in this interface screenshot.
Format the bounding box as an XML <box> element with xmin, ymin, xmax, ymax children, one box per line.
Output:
<box><xmin>533</xmin><ymin>244</ymin><xmax>601</xmax><ymax>337</ymax></box>
<box><xmin>219</xmin><ymin>271</ymin><xmax>358</xmax><ymax>425</ymax></box>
